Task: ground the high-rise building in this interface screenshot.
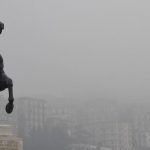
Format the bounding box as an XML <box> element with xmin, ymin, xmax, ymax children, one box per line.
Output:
<box><xmin>0</xmin><ymin>125</ymin><xmax>23</xmax><ymax>150</ymax></box>
<box><xmin>16</xmin><ymin>97</ymin><xmax>46</xmax><ymax>137</ymax></box>
<box><xmin>0</xmin><ymin>95</ymin><xmax>18</xmax><ymax>134</ymax></box>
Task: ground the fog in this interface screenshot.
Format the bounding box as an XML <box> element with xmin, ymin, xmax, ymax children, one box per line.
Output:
<box><xmin>0</xmin><ymin>0</ymin><xmax>150</xmax><ymax>100</ymax></box>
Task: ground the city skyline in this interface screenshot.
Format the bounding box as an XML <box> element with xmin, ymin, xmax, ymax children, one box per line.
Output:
<box><xmin>0</xmin><ymin>96</ymin><xmax>149</xmax><ymax>150</ymax></box>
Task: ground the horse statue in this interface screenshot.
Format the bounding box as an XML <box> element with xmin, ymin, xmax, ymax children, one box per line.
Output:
<box><xmin>0</xmin><ymin>22</ymin><xmax>14</xmax><ymax>114</ymax></box>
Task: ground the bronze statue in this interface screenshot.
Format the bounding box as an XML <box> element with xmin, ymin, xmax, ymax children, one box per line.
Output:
<box><xmin>0</xmin><ymin>22</ymin><xmax>14</xmax><ymax>114</ymax></box>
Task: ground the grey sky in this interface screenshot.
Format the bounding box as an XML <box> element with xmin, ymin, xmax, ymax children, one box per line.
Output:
<box><xmin>0</xmin><ymin>0</ymin><xmax>150</xmax><ymax>100</ymax></box>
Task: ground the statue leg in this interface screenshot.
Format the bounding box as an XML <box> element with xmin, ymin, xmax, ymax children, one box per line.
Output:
<box><xmin>0</xmin><ymin>73</ymin><xmax>14</xmax><ymax>114</ymax></box>
<box><xmin>8</xmin><ymin>85</ymin><xmax>14</xmax><ymax>103</ymax></box>
<box><xmin>6</xmin><ymin>78</ymin><xmax>14</xmax><ymax>114</ymax></box>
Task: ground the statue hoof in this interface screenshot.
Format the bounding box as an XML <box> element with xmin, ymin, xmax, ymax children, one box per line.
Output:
<box><xmin>5</xmin><ymin>102</ymin><xmax>14</xmax><ymax>114</ymax></box>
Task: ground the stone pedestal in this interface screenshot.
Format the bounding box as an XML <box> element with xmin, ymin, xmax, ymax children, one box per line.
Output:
<box><xmin>0</xmin><ymin>125</ymin><xmax>23</xmax><ymax>150</ymax></box>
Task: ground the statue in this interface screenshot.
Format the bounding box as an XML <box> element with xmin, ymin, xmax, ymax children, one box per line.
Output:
<box><xmin>0</xmin><ymin>22</ymin><xmax>14</xmax><ymax>114</ymax></box>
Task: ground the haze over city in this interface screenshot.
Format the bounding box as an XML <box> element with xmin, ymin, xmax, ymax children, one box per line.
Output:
<box><xmin>0</xmin><ymin>0</ymin><xmax>150</xmax><ymax>101</ymax></box>
<box><xmin>1</xmin><ymin>1</ymin><xmax>150</xmax><ymax>150</ymax></box>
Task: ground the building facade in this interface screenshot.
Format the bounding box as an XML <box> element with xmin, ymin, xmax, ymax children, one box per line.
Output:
<box><xmin>0</xmin><ymin>125</ymin><xmax>23</xmax><ymax>150</ymax></box>
<box><xmin>16</xmin><ymin>97</ymin><xmax>46</xmax><ymax>137</ymax></box>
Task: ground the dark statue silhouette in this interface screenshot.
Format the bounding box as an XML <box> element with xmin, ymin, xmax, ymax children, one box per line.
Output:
<box><xmin>0</xmin><ymin>22</ymin><xmax>14</xmax><ymax>114</ymax></box>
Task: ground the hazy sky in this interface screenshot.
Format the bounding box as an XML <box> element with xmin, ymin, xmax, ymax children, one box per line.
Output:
<box><xmin>0</xmin><ymin>0</ymin><xmax>150</xmax><ymax>100</ymax></box>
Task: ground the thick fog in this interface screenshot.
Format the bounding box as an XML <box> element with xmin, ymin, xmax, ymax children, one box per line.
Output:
<box><xmin>0</xmin><ymin>0</ymin><xmax>150</xmax><ymax>100</ymax></box>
